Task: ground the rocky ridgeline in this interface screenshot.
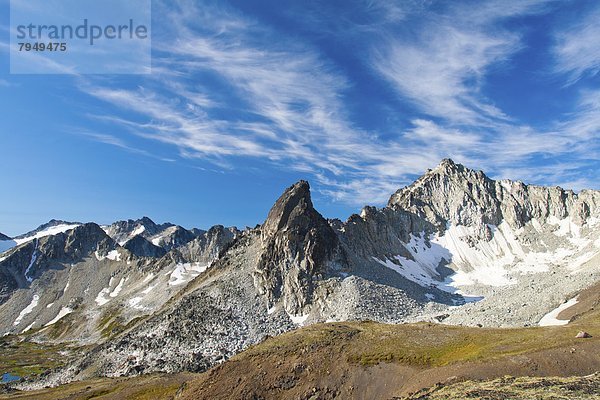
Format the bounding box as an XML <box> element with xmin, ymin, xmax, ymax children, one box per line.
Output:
<box><xmin>33</xmin><ymin>180</ymin><xmax>433</xmax><ymax>385</ymax></box>
<box><xmin>175</xmin><ymin>225</ymin><xmax>240</xmax><ymax>264</ymax></box>
<box><xmin>0</xmin><ymin>224</ymin><xmax>116</xmax><ymax>304</ymax></box>
<box><xmin>389</xmin><ymin>158</ymin><xmax>600</xmax><ymax>237</ymax></box>
<box><xmin>123</xmin><ymin>235</ymin><xmax>167</xmax><ymax>258</ymax></box>
<box><xmin>0</xmin><ymin>218</ymin><xmax>239</xmax><ymax>342</ymax></box>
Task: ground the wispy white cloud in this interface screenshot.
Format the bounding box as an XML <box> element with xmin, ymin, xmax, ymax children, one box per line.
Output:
<box><xmin>70</xmin><ymin>129</ymin><xmax>175</xmax><ymax>162</ymax></box>
<box><xmin>78</xmin><ymin>0</ymin><xmax>599</xmax><ymax>207</ymax></box>
<box><xmin>371</xmin><ymin>0</ymin><xmax>556</xmax><ymax>125</ymax></box>
<box><xmin>375</xmin><ymin>29</ymin><xmax>516</xmax><ymax>124</ymax></box>
<box><xmin>553</xmin><ymin>5</ymin><xmax>600</xmax><ymax>84</ymax></box>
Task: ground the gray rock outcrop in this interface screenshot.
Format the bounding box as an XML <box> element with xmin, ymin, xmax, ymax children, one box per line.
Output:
<box><xmin>254</xmin><ymin>180</ymin><xmax>343</xmax><ymax>316</ymax></box>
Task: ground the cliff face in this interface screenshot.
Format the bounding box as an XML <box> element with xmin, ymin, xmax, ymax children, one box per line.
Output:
<box><xmin>388</xmin><ymin>158</ymin><xmax>600</xmax><ymax>236</ymax></box>
<box><xmin>254</xmin><ymin>181</ymin><xmax>342</xmax><ymax>316</ymax></box>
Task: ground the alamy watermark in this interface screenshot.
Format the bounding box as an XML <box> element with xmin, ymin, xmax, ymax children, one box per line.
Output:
<box><xmin>10</xmin><ymin>0</ymin><xmax>151</xmax><ymax>74</ymax></box>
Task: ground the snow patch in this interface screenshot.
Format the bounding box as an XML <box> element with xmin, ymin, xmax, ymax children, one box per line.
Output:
<box><xmin>141</xmin><ymin>283</ymin><xmax>157</xmax><ymax>295</ymax></box>
<box><xmin>128</xmin><ymin>297</ymin><xmax>147</xmax><ymax>310</ymax></box>
<box><xmin>46</xmin><ymin>302</ymin><xmax>54</xmax><ymax>309</ymax></box>
<box><xmin>95</xmin><ymin>288</ymin><xmax>111</xmax><ymax>306</ymax></box>
<box><xmin>375</xmin><ymin>220</ymin><xmax>586</xmax><ymax>297</ymax></box>
<box><xmin>95</xmin><ymin>277</ymin><xmax>116</xmax><ymax>306</ymax></box>
<box><xmin>289</xmin><ymin>314</ymin><xmax>309</xmax><ymax>325</ymax></box>
<box><xmin>15</xmin><ymin>224</ymin><xmax>80</xmax><ymax>245</ymax></box>
<box><xmin>376</xmin><ymin>256</ymin><xmax>445</xmax><ymax>289</ymax></box>
<box><xmin>539</xmin><ymin>297</ymin><xmax>578</xmax><ymax>326</ymax></box>
<box><xmin>548</xmin><ymin>216</ymin><xmax>581</xmax><ymax>238</ymax></box>
<box><xmin>24</xmin><ymin>240</ymin><xmax>38</xmax><ymax>283</ymax></box>
<box><xmin>21</xmin><ymin>322</ymin><xmax>36</xmax><ymax>334</ymax></box>
<box><xmin>13</xmin><ymin>295</ymin><xmax>39</xmax><ymax>326</ymax></box>
<box><xmin>132</xmin><ymin>225</ymin><xmax>146</xmax><ymax>236</ymax></box>
<box><xmin>447</xmin><ymin>266</ymin><xmax>512</xmax><ymax>287</ymax></box>
<box><xmin>109</xmin><ymin>277</ymin><xmax>125</xmax><ymax>297</ymax></box>
<box><xmin>44</xmin><ymin>307</ymin><xmax>73</xmax><ymax>327</ymax></box>
<box><xmin>376</xmin><ymin>224</ymin><xmax>521</xmax><ymax>291</ymax></box>
<box><xmin>168</xmin><ymin>263</ymin><xmax>208</xmax><ymax>286</ymax></box>
<box><xmin>374</xmin><ymin>233</ymin><xmax>452</xmax><ymax>291</ymax></box>
<box><xmin>106</xmin><ymin>250</ymin><xmax>121</xmax><ymax>261</ymax></box>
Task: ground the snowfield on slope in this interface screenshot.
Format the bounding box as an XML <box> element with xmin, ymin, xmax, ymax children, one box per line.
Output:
<box><xmin>377</xmin><ymin>216</ymin><xmax>600</xmax><ymax>316</ymax></box>
<box><xmin>0</xmin><ymin>224</ymin><xmax>80</xmax><ymax>256</ymax></box>
<box><xmin>169</xmin><ymin>263</ymin><xmax>208</xmax><ymax>286</ymax></box>
<box><xmin>538</xmin><ymin>296</ymin><xmax>579</xmax><ymax>326</ymax></box>
<box><xmin>13</xmin><ymin>295</ymin><xmax>39</xmax><ymax>326</ymax></box>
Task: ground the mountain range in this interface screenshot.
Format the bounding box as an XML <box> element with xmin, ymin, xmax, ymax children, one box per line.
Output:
<box><xmin>1</xmin><ymin>159</ymin><xmax>599</xmax><ymax>394</ymax></box>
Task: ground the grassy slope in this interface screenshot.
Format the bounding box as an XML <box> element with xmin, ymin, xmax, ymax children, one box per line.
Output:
<box><xmin>0</xmin><ymin>337</ymin><xmax>82</xmax><ymax>378</ymax></box>
<box><xmin>406</xmin><ymin>373</ymin><xmax>600</xmax><ymax>400</ymax></box>
<box><xmin>180</xmin><ymin>302</ymin><xmax>600</xmax><ymax>399</ymax></box>
<box><xmin>0</xmin><ymin>373</ymin><xmax>194</xmax><ymax>400</ymax></box>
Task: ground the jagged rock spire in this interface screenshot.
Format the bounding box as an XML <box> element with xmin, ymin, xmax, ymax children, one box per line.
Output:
<box><xmin>261</xmin><ymin>180</ymin><xmax>313</xmax><ymax>237</ymax></box>
<box><xmin>255</xmin><ymin>180</ymin><xmax>340</xmax><ymax>316</ymax></box>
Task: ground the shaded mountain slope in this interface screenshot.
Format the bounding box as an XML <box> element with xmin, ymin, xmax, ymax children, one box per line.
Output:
<box><xmin>0</xmin><ymin>221</ymin><xmax>238</xmax><ymax>343</ymax></box>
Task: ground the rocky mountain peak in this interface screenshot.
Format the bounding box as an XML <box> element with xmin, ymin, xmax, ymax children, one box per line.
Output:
<box><xmin>425</xmin><ymin>158</ymin><xmax>488</xmax><ymax>183</ymax></box>
<box><xmin>388</xmin><ymin>160</ymin><xmax>501</xmax><ymax>231</ymax></box>
<box><xmin>387</xmin><ymin>159</ymin><xmax>599</xmax><ymax>234</ymax></box>
<box><xmin>261</xmin><ymin>180</ymin><xmax>313</xmax><ymax>238</ymax></box>
<box><xmin>255</xmin><ymin>181</ymin><xmax>341</xmax><ymax>316</ymax></box>
<box><xmin>104</xmin><ymin>216</ymin><xmax>173</xmax><ymax>246</ymax></box>
<box><xmin>13</xmin><ymin>219</ymin><xmax>80</xmax><ymax>240</ymax></box>
<box><xmin>0</xmin><ymin>232</ymin><xmax>11</xmax><ymax>241</ymax></box>
<box><xmin>437</xmin><ymin>157</ymin><xmax>458</xmax><ymax>170</ymax></box>
<box><xmin>44</xmin><ymin>223</ymin><xmax>115</xmax><ymax>260</ymax></box>
<box><xmin>139</xmin><ymin>216</ymin><xmax>156</xmax><ymax>226</ymax></box>
<box><xmin>123</xmin><ymin>235</ymin><xmax>166</xmax><ymax>258</ymax></box>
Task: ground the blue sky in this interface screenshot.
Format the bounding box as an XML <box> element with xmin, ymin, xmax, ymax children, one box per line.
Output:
<box><xmin>1</xmin><ymin>0</ymin><xmax>599</xmax><ymax>236</ymax></box>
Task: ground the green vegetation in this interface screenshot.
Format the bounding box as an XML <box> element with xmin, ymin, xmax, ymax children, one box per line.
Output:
<box><xmin>98</xmin><ymin>310</ymin><xmax>143</xmax><ymax>339</ymax></box>
<box><xmin>343</xmin><ymin>321</ymin><xmax>587</xmax><ymax>367</ymax></box>
<box><xmin>0</xmin><ymin>337</ymin><xmax>74</xmax><ymax>379</ymax></box>
<box><xmin>41</xmin><ymin>312</ymin><xmax>76</xmax><ymax>340</ymax></box>
<box><xmin>127</xmin><ymin>382</ymin><xmax>183</xmax><ymax>400</ymax></box>
<box><xmin>405</xmin><ymin>373</ymin><xmax>600</xmax><ymax>399</ymax></box>
<box><xmin>0</xmin><ymin>374</ymin><xmax>193</xmax><ymax>400</ymax></box>
<box><xmin>241</xmin><ymin>315</ymin><xmax>597</xmax><ymax>368</ymax></box>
